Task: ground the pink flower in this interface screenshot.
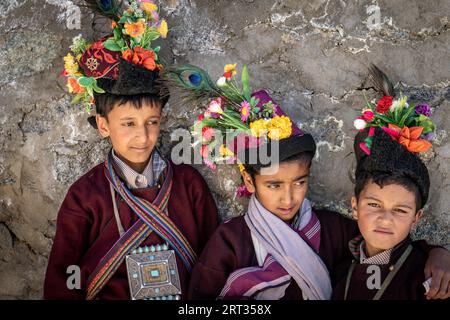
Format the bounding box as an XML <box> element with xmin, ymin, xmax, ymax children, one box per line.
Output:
<box><xmin>236</xmin><ymin>184</ymin><xmax>252</xmax><ymax>198</ymax></box>
<box><xmin>359</xmin><ymin>142</ymin><xmax>371</xmax><ymax>155</ymax></box>
<box><xmin>207</xmin><ymin>97</ymin><xmax>223</xmax><ymax>118</ymax></box>
<box><xmin>362</xmin><ymin>109</ymin><xmax>374</xmax><ymax>121</ymax></box>
<box><xmin>201</xmin><ymin>126</ymin><xmax>215</xmax><ymax>143</ymax></box>
<box><xmin>197</xmin><ymin>113</ymin><xmax>204</xmax><ymax>121</ymax></box>
<box><xmin>240</xmin><ymin>100</ymin><xmax>250</xmax><ymax>122</ymax></box>
<box><xmin>200</xmin><ymin>145</ymin><xmax>210</xmax><ymax>158</ymax></box>
<box><xmin>203</xmin><ymin>158</ymin><xmax>217</xmax><ymax>171</ymax></box>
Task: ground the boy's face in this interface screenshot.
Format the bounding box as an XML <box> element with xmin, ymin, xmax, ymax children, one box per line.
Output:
<box><xmin>351</xmin><ymin>181</ymin><xmax>423</xmax><ymax>257</ymax></box>
<box><xmin>242</xmin><ymin>161</ymin><xmax>310</xmax><ymax>222</ymax></box>
<box><xmin>96</xmin><ymin>100</ymin><xmax>162</xmax><ymax>173</ymax></box>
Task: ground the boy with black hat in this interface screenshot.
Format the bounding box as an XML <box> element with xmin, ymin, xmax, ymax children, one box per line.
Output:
<box><xmin>332</xmin><ymin>66</ymin><xmax>449</xmax><ymax>300</ymax></box>
<box><xmin>165</xmin><ymin>63</ymin><xmax>450</xmax><ymax>300</ymax></box>
<box><xmin>44</xmin><ymin>1</ymin><xmax>218</xmax><ymax>300</ymax></box>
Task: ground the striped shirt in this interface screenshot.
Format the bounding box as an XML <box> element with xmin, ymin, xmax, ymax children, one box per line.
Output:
<box><xmin>349</xmin><ymin>235</ymin><xmax>392</xmax><ymax>265</ymax></box>
<box><xmin>111</xmin><ymin>149</ymin><xmax>166</xmax><ymax>189</ymax></box>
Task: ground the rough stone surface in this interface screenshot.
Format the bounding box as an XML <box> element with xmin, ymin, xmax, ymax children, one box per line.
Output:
<box><xmin>0</xmin><ymin>0</ymin><xmax>449</xmax><ymax>299</ymax></box>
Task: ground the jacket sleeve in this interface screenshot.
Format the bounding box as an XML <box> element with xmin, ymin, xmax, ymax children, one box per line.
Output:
<box><xmin>43</xmin><ymin>185</ymin><xmax>93</xmax><ymax>300</ymax></box>
<box><xmin>188</xmin><ymin>223</ymin><xmax>240</xmax><ymax>299</ymax></box>
<box><xmin>188</xmin><ymin>167</ymin><xmax>219</xmax><ymax>254</ymax></box>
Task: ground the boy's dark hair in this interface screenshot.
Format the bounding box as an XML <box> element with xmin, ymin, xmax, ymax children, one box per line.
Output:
<box><xmin>244</xmin><ymin>151</ymin><xmax>314</xmax><ymax>179</ymax></box>
<box><xmin>94</xmin><ymin>92</ymin><xmax>163</xmax><ymax>118</ymax></box>
<box><xmin>354</xmin><ymin>169</ymin><xmax>423</xmax><ymax>211</ymax></box>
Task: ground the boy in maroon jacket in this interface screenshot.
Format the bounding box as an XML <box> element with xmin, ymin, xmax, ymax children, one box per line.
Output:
<box><xmin>44</xmin><ymin>1</ymin><xmax>218</xmax><ymax>300</ymax></box>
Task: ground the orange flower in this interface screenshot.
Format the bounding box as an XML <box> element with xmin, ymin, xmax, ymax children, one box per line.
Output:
<box><xmin>122</xmin><ymin>46</ymin><xmax>156</xmax><ymax>71</ymax></box>
<box><xmin>384</xmin><ymin>124</ymin><xmax>432</xmax><ymax>153</ymax></box>
<box><xmin>124</xmin><ymin>20</ymin><xmax>146</xmax><ymax>38</ymax></box>
<box><xmin>67</xmin><ymin>77</ymin><xmax>85</xmax><ymax>94</ymax></box>
<box><xmin>122</xmin><ymin>49</ymin><xmax>133</xmax><ymax>61</ymax></box>
<box><xmin>111</xmin><ymin>20</ymin><xmax>118</xmax><ymax>29</ymax></box>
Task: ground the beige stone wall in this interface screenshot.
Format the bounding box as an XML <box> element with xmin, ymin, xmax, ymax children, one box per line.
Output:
<box><xmin>0</xmin><ymin>0</ymin><xmax>449</xmax><ymax>299</ymax></box>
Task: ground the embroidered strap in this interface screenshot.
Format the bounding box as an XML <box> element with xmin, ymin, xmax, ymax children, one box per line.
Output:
<box><xmin>105</xmin><ymin>153</ymin><xmax>197</xmax><ymax>271</ymax></box>
<box><xmin>85</xmin><ymin>154</ymin><xmax>197</xmax><ymax>300</ymax></box>
<box><xmin>344</xmin><ymin>244</ymin><xmax>413</xmax><ymax>300</ymax></box>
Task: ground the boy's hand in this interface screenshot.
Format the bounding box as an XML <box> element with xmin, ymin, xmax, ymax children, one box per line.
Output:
<box><xmin>425</xmin><ymin>247</ymin><xmax>450</xmax><ymax>299</ymax></box>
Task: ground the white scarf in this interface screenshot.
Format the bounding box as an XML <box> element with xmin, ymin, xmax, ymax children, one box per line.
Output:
<box><xmin>245</xmin><ymin>194</ymin><xmax>332</xmax><ymax>300</ymax></box>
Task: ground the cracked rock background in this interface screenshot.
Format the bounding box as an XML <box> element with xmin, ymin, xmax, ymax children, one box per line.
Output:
<box><xmin>0</xmin><ymin>0</ymin><xmax>449</xmax><ymax>299</ymax></box>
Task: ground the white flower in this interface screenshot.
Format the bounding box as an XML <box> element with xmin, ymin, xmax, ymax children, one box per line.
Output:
<box><xmin>390</xmin><ymin>96</ymin><xmax>408</xmax><ymax>112</ymax></box>
<box><xmin>216</xmin><ymin>76</ymin><xmax>227</xmax><ymax>87</ymax></box>
<box><xmin>354</xmin><ymin>118</ymin><xmax>367</xmax><ymax>130</ymax></box>
<box><xmin>207</xmin><ymin>98</ymin><xmax>223</xmax><ymax>114</ymax></box>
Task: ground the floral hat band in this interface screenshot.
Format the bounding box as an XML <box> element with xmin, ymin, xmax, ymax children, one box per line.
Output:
<box><xmin>353</xmin><ymin>64</ymin><xmax>436</xmax><ymax>157</ymax></box>
<box><xmin>164</xmin><ymin>63</ymin><xmax>316</xmax><ymax>196</ymax></box>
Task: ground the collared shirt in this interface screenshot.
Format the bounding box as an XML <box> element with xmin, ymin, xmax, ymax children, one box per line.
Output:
<box><xmin>111</xmin><ymin>149</ymin><xmax>167</xmax><ymax>189</ymax></box>
<box><xmin>349</xmin><ymin>235</ymin><xmax>392</xmax><ymax>265</ymax></box>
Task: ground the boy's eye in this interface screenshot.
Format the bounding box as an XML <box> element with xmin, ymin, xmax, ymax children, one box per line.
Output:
<box><xmin>368</xmin><ymin>202</ymin><xmax>380</xmax><ymax>208</ymax></box>
<box><xmin>147</xmin><ymin>120</ymin><xmax>159</xmax><ymax>125</ymax></box>
<box><xmin>123</xmin><ymin>122</ymin><xmax>134</xmax><ymax>127</ymax></box>
<box><xmin>295</xmin><ymin>180</ymin><xmax>307</xmax><ymax>186</ymax></box>
<box><xmin>393</xmin><ymin>208</ymin><xmax>408</xmax><ymax>214</ymax></box>
<box><xmin>268</xmin><ymin>184</ymin><xmax>280</xmax><ymax>189</ymax></box>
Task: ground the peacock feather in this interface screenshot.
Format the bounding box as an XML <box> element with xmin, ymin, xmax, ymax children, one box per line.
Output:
<box><xmin>81</xmin><ymin>0</ymin><xmax>124</xmax><ymax>21</ymax></box>
<box><xmin>368</xmin><ymin>63</ymin><xmax>395</xmax><ymax>97</ymax></box>
<box><xmin>162</xmin><ymin>64</ymin><xmax>221</xmax><ymax>108</ymax></box>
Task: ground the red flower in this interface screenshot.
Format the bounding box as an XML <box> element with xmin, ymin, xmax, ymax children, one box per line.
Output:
<box><xmin>376</xmin><ymin>96</ymin><xmax>393</xmax><ymax>114</ymax></box>
<box><xmin>197</xmin><ymin>113</ymin><xmax>204</xmax><ymax>121</ymax></box>
<box><xmin>223</xmin><ymin>71</ymin><xmax>233</xmax><ymax>79</ymax></box>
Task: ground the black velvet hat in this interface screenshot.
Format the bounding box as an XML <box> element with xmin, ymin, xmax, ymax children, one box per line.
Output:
<box><xmin>354</xmin><ymin>127</ymin><xmax>430</xmax><ymax>206</ymax></box>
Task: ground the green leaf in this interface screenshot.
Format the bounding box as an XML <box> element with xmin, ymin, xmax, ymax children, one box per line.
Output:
<box><xmin>116</xmin><ymin>38</ymin><xmax>126</xmax><ymax>48</ymax></box>
<box><xmin>241</xmin><ymin>65</ymin><xmax>251</xmax><ymax>101</ymax></box>
<box><xmin>77</xmin><ymin>77</ymin><xmax>95</xmax><ymax>87</ymax></box>
<box><xmin>92</xmin><ymin>82</ymin><xmax>105</xmax><ymax>94</ymax></box>
<box><xmin>71</xmin><ymin>93</ymin><xmax>84</xmax><ymax>105</ymax></box>
<box><xmin>153</xmin><ymin>46</ymin><xmax>161</xmax><ymax>53</ymax></box>
<box><xmin>103</xmin><ymin>39</ymin><xmax>121</xmax><ymax>51</ymax></box>
<box><xmin>118</xmin><ymin>16</ymin><xmax>127</xmax><ymax>24</ymax></box>
<box><xmin>374</xmin><ymin>113</ymin><xmax>393</xmax><ymax>125</ymax></box>
<box><xmin>86</xmin><ymin>86</ymin><xmax>94</xmax><ymax>98</ymax></box>
<box><xmin>398</xmin><ymin>104</ymin><xmax>416</xmax><ymax>127</ymax></box>
<box><xmin>113</xmin><ymin>28</ymin><xmax>122</xmax><ymax>40</ymax></box>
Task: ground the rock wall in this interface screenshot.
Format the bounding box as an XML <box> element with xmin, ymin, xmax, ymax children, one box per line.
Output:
<box><xmin>0</xmin><ymin>0</ymin><xmax>448</xmax><ymax>299</ymax></box>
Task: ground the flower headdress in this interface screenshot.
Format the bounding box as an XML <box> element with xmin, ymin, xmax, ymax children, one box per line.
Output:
<box><xmin>62</xmin><ymin>0</ymin><xmax>169</xmax><ymax>114</ymax></box>
<box><xmin>354</xmin><ymin>64</ymin><xmax>436</xmax><ymax>156</ymax></box>
<box><xmin>353</xmin><ymin>64</ymin><xmax>435</xmax><ymax>206</ymax></box>
<box><xmin>164</xmin><ymin>63</ymin><xmax>316</xmax><ymax>196</ymax></box>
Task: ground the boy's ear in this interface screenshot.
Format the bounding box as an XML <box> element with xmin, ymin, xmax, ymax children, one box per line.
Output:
<box><xmin>413</xmin><ymin>209</ymin><xmax>424</xmax><ymax>226</ymax></box>
<box><xmin>241</xmin><ymin>171</ymin><xmax>256</xmax><ymax>194</ymax></box>
<box><xmin>351</xmin><ymin>196</ymin><xmax>359</xmax><ymax>220</ymax></box>
<box><xmin>96</xmin><ymin>114</ymin><xmax>110</xmax><ymax>138</ymax></box>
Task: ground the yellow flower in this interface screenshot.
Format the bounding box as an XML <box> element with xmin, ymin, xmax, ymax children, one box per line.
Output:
<box><xmin>239</xmin><ymin>164</ymin><xmax>245</xmax><ymax>173</ymax></box>
<box><xmin>267</xmin><ymin>116</ymin><xmax>292</xmax><ymax>140</ymax></box>
<box><xmin>124</xmin><ymin>20</ymin><xmax>146</xmax><ymax>38</ymax></box>
<box><xmin>223</xmin><ymin>63</ymin><xmax>237</xmax><ymax>76</ymax></box>
<box><xmin>64</xmin><ymin>53</ymin><xmax>79</xmax><ymax>76</ymax></box>
<box><xmin>141</xmin><ymin>2</ymin><xmax>158</xmax><ymax>13</ymax></box>
<box><xmin>219</xmin><ymin>144</ymin><xmax>234</xmax><ymax>157</ymax></box>
<box><xmin>250</xmin><ymin>119</ymin><xmax>269</xmax><ymax>137</ymax></box>
<box><xmin>157</xmin><ymin>19</ymin><xmax>168</xmax><ymax>38</ymax></box>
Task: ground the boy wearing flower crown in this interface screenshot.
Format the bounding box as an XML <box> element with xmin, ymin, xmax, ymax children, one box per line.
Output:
<box><xmin>332</xmin><ymin>66</ymin><xmax>449</xmax><ymax>300</ymax></box>
<box><xmin>44</xmin><ymin>1</ymin><xmax>218</xmax><ymax>300</ymax></box>
<box><xmin>165</xmin><ymin>64</ymin><xmax>450</xmax><ymax>300</ymax></box>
